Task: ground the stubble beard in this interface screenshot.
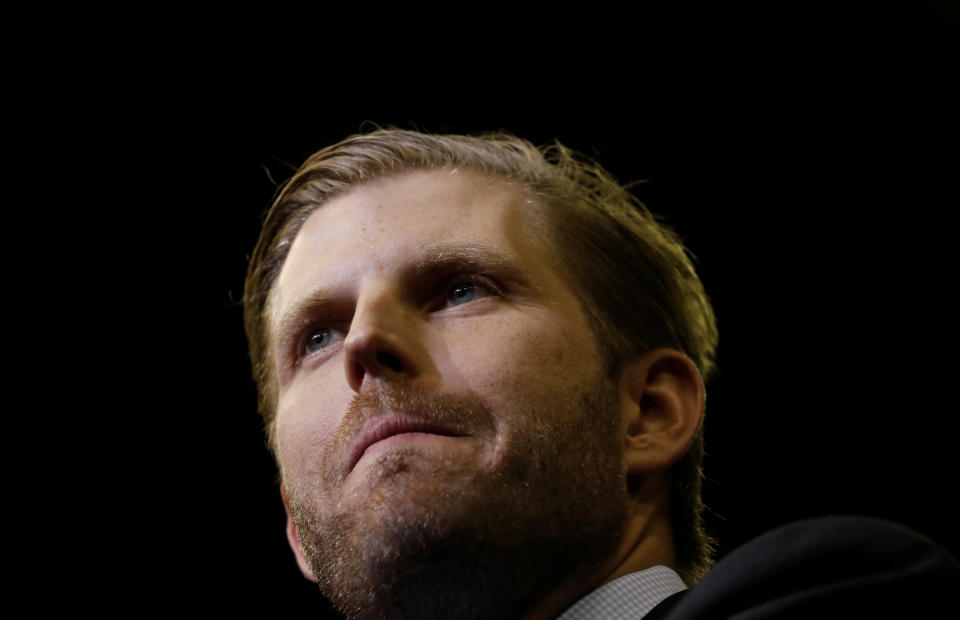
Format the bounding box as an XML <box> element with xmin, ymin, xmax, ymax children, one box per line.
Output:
<box><xmin>285</xmin><ymin>377</ymin><xmax>630</xmax><ymax>620</ymax></box>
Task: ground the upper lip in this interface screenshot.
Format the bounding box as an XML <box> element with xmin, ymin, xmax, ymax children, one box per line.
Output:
<box><xmin>348</xmin><ymin>414</ymin><xmax>466</xmax><ymax>472</ymax></box>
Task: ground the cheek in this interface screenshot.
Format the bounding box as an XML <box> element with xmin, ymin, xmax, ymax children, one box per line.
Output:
<box><xmin>275</xmin><ymin>371</ymin><xmax>352</xmax><ymax>484</ymax></box>
<box><xmin>437</xmin><ymin>311</ymin><xmax>599</xmax><ymax>398</ymax></box>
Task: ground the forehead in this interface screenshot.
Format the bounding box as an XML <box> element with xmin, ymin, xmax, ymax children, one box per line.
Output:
<box><xmin>270</xmin><ymin>169</ymin><xmax>549</xmax><ymax>322</ymax></box>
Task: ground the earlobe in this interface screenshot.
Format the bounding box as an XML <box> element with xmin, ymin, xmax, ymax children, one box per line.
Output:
<box><xmin>619</xmin><ymin>348</ymin><xmax>705</xmax><ymax>477</ymax></box>
<box><xmin>281</xmin><ymin>485</ymin><xmax>319</xmax><ymax>582</ymax></box>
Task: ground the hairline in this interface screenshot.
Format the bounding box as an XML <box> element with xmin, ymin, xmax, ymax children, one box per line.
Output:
<box><xmin>244</xmin><ymin>130</ymin><xmax>717</xmax><ymax>582</ymax></box>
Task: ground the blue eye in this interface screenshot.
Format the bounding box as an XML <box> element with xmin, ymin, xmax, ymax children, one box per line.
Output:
<box><xmin>448</xmin><ymin>283</ymin><xmax>478</xmax><ymax>306</ymax></box>
<box><xmin>305</xmin><ymin>328</ymin><xmax>340</xmax><ymax>353</ymax></box>
<box><xmin>444</xmin><ymin>281</ymin><xmax>495</xmax><ymax>308</ymax></box>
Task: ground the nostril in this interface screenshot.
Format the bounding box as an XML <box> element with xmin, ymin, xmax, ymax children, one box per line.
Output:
<box><xmin>376</xmin><ymin>351</ymin><xmax>404</xmax><ymax>373</ymax></box>
<box><xmin>349</xmin><ymin>360</ymin><xmax>366</xmax><ymax>390</ymax></box>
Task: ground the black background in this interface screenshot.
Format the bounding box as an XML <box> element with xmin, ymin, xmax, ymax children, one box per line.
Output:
<box><xmin>48</xmin><ymin>2</ymin><xmax>957</xmax><ymax>614</ymax></box>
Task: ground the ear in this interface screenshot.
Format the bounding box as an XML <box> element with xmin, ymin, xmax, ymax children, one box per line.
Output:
<box><xmin>618</xmin><ymin>348</ymin><xmax>705</xmax><ymax>477</ymax></box>
<box><xmin>281</xmin><ymin>484</ymin><xmax>318</xmax><ymax>582</ymax></box>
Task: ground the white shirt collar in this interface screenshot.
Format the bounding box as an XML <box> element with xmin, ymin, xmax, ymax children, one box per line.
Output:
<box><xmin>556</xmin><ymin>565</ymin><xmax>688</xmax><ymax>619</ymax></box>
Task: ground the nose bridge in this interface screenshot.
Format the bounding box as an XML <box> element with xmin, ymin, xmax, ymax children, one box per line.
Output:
<box><xmin>344</xmin><ymin>280</ymin><xmax>423</xmax><ymax>392</ymax></box>
<box><xmin>352</xmin><ymin>281</ymin><xmax>405</xmax><ymax>332</ymax></box>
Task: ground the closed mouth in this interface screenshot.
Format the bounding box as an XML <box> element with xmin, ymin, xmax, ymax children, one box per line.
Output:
<box><xmin>348</xmin><ymin>415</ymin><xmax>466</xmax><ymax>472</ymax></box>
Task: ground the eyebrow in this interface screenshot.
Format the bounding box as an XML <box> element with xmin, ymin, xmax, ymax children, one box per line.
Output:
<box><xmin>412</xmin><ymin>241</ymin><xmax>535</xmax><ymax>283</ymax></box>
<box><xmin>271</xmin><ymin>241</ymin><xmax>540</xmax><ymax>355</ymax></box>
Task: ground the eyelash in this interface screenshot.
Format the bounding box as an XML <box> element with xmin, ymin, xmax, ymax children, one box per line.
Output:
<box><xmin>435</xmin><ymin>275</ymin><xmax>502</xmax><ymax>310</ymax></box>
<box><xmin>292</xmin><ymin>274</ymin><xmax>504</xmax><ymax>365</ymax></box>
<box><xmin>292</xmin><ymin>325</ymin><xmax>346</xmax><ymax>366</ymax></box>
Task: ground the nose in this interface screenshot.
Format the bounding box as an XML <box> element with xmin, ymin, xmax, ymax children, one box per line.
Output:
<box><xmin>343</xmin><ymin>289</ymin><xmax>423</xmax><ymax>393</ymax></box>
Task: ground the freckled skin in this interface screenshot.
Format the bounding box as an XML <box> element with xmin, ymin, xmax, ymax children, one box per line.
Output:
<box><xmin>270</xmin><ymin>170</ymin><xmax>631</xmax><ymax>619</ymax></box>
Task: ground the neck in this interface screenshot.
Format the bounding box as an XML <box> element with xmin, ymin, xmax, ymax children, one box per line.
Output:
<box><xmin>520</xmin><ymin>476</ymin><xmax>677</xmax><ymax>620</ymax></box>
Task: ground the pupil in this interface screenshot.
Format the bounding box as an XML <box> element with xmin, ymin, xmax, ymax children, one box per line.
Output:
<box><xmin>308</xmin><ymin>330</ymin><xmax>329</xmax><ymax>351</ymax></box>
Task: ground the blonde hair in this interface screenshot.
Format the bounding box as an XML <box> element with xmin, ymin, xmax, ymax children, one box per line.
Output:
<box><xmin>243</xmin><ymin>129</ymin><xmax>718</xmax><ymax>583</ymax></box>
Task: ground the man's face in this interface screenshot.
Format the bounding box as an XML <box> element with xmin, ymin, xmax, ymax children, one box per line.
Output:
<box><xmin>269</xmin><ymin>170</ymin><xmax>631</xmax><ymax>618</ymax></box>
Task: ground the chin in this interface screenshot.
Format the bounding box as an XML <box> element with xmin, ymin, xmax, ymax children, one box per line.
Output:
<box><xmin>287</xmin><ymin>376</ymin><xmax>629</xmax><ymax>619</ymax></box>
<box><xmin>294</xmin><ymin>454</ymin><xmax>628</xmax><ymax>619</ymax></box>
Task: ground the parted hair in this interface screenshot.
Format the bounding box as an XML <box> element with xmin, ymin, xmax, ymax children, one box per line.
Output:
<box><xmin>243</xmin><ymin>128</ymin><xmax>719</xmax><ymax>583</ymax></box>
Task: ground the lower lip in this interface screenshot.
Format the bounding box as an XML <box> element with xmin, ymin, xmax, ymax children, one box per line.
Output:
<box><xmin>357</xmin><ymin>432</ymin><xmax>454</xmax><ymax>465</ymax></box>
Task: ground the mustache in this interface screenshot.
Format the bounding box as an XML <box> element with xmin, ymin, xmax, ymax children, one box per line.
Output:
<box><xmin>323</xmin><ymin>383</ymin><xmax>494</xmax><ymax>477</ymax></box>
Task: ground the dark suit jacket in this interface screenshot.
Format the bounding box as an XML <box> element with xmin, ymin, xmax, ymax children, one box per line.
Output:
<box><xmin>645</xmin><ymin>516</ymin><xmax>959</xmax><ymax>619</ymax></box>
